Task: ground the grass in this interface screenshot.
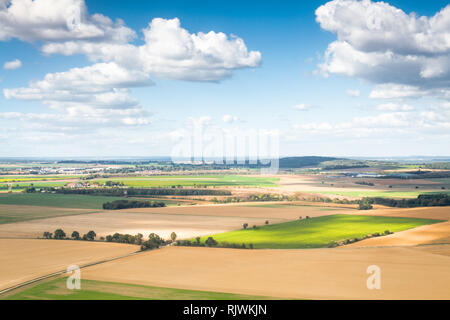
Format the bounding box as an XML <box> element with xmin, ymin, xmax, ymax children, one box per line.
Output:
<box><xmin>0</xmin><ymin>206</ymin><xmax>97</xmax><ymax>224</ymax></box>
<box><xmin>4</xmin><ymin>277</ymin><xmax>278</xmax><ymax>300</ymax></box>
<box><xmin>92</xmin><ymin>175</ymin><xmax>279</xmax><ymax>188</ymax></box>
<box><xmin>0</xmin><ymin>193</ymin><xmax>156</xmax><ymax>209</ymax></box>
<box><xmin>199</xmin><ymin>214</ymin><xmax>443</xmax><ymax>249</ymax></box>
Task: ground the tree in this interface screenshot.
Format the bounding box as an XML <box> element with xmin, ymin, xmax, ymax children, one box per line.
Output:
<box><xmin>358</xmin><ymin>198</ymin><xmax>373</xmax><ymax>210</ymax></box>
<box><xmin>54</xmin><ymin>229</ymin><xmax>66</xmax><ymax>239</ymax></box>
<box><xmin>205</xmin><ymin>237</ymin><xmax>218</xmax><ymax>247</ymax></box>
<box><xmin>71</xmin><ymin>231</ymin><xmax>80</xmax><ymax>240</ymax></box>
<box><xmin>265</xmin><ymin>220</ymin><xmax>269</xmax><ymax>225</ymax></box>
<box><xmin>84</xmin><ymin>230</ymin><xmax>96</xmax><ymax>241</ymax></box>
<box><xmin>243</xmin><ymin>223</ymin><xmax>248</xmax><ymax>230</ymax></box>
<box><xmin>43</xmin><ymin>231</ymin><xmax>52</xmax><ymax>239</ymax></box>
<box><xmin>135</xmin><ymin>233</ymin><xmax>143</xmax><ymax>245</ymax></box>
<box><xmin>170</xmin><ymin>232</ymin><xmax>177</xmax><ymax>242</ymax></box>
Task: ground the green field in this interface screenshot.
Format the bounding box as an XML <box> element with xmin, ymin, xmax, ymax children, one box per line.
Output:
<box><xmin>92</xmin><ymin>175</ymin><xmax>279</xmax><ymax>188</ymax></box>
<box><xmin>0</xmin><ymin>193</ymin><xmax>152</xmax><ymax>209</ymax></box>
<box><xmin>4</xmin><ymin>278</ymin><xmax>278</xmax><ymax>300</ymax></box>
<box><xmin>0</xmin><ymin>206</ymin><xmax>98</xmax><ymax>224</ymax></box>
<box><xmin>200</xmin><ymin>214</ymin><xmax>443</xmax><ymax>249</ymax></box>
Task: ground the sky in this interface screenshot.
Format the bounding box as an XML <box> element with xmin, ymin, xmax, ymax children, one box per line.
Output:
<box><xmin>0</xmin><ymin>0</ymin><xmax>449</xmax><ymax>158</ymax></box>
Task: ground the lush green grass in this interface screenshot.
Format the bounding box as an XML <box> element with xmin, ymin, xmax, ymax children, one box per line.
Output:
<box><xmin>92</xmin><ymin>175</ymin><xmax>279</xmax><ymax>188</ymax></box>
<box><xmin>0</xmin><ymin>175</ymin><xmax>81</xmax><ymax>183</ymax></box>
<box><xmin>4</xmin><ymin>278</ymin><xmax>278</xmax><ymax>300</ymax></box>
<box><xmin>199</xmin><ymin>214</ymin><xmax>443</xmax><ymax>249</ymax></box>
<box><xmin>0</xmin><ymin>193</ymin><xmax>148</xmax><ymax>209</ymax></box>
<box><xmin>0</xmin><ymin>206</ymin><xmax>98</xmax><ymax>224</ymax></box>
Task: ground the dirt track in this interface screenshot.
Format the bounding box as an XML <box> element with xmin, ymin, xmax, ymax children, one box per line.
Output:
<box><xmin>0</xmin><ymin>239</ymin><xmax>137</xmax><ymax>291</ymax></box>
<box><xmin>81</xmin><ymin>245</ymin><xmax>450</xmax><ymax>300</ymax></box>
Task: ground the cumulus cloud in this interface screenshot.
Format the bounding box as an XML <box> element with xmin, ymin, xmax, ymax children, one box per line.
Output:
<box><xmin>3</xmin><ymin>58</ymin><xmax>22</xmax><ymax>70</ymax></box>
<box><xmin>3</xmin><ymin>62</ymin><xmax>152</xmax><ymax>129</ymax></box>
<box><xmin>0</xmin><ymin>0</ymin><xmax>135</xmax><ymax>43</ymax></box>
<box><xmin>42</xmin><ymin>17</ymin><xmax>262</xmax><ymax>82</ymax></box>
<box><xmin>316</xmin><ymin>0</ymin><xmax>450</xmax><ymax>100</ymax></box>
<box><xmin>377</xmin><ymin>103</ymin><xmax>414</xmax><ymax>111</ymax></box>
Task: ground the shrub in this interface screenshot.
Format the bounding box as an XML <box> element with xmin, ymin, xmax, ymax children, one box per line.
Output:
<box><xmin>43</xmin><ymin>231</ymin><xmax>52</xmax><ymax>239</ymax></box>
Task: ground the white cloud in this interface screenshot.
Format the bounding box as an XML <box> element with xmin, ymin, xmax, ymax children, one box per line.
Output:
<box><xmin>42</xmin><ymin>17</ymin><xmax>262</xmax><ymax>82</ymax></box>
<box><xmin>3</xmin><ymin>62</ymin><xmax>153</xmax><ymax>129</ymax></box>
<box><xmin>316</xmin><ymin>0</ymin><xmax>450</xmax><ymax>100</ymax></box>
<box><xmin>0</xmin><ymin>0</ymin><xmax>135</xmax><ymax>43</ymax></box>
<box><xmin>3</xmin><ymin>58</ymin><xmax>22</xmax><ymax>70</ymax></box>
<box><xmin>377</xmin><ymin>103</ymin><xmax>414</xmax><ymax>111</ymax></box>
<box><xmin>292</xmin><ymin>104</ymin><xmax>309</xmax><ymax>111</ymax></box>
<box><xmin>346</xmin><ymin>89</ymin><xmax>360</xmax><ymax>97</ymax></box>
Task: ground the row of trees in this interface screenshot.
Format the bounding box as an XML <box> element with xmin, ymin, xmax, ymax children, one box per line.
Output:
<box><xmin>43</xmin><ymin>229</ymin><xmax>96</xmax><ymax>241</ymax></box>
<box><xmin>42</xmin><ymin>187</ymin><xmax>231</xmax><ymax>196</ymax></box>
<box><xmin>104</xmin><ymin>232</ymin><xmax>177</xmax><ymax>251</ymax></box>
<box><xmin>365</xmin><ymin>193</ymin><xmax>450</xmax><ymax>208</ymax></box>
<box><xmin>175</xmin><ymin>236</ymin><xmax>254</xmax><ymax>249</ymax></box>
<box><xmin>328</xmin><ymin>230</ymin><xmax>393</xmax><ymax>247</ymax></box>
<box><xmin>102</xmin><ymin>200</ymin><xmax>166</xmax><ymax>210</ymax></box>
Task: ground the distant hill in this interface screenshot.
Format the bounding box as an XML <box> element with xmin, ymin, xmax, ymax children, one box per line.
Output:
<box><xmin>279</xmin><ymin>156</ymin><xmax>340</xmax><ymax>168</ymax></box>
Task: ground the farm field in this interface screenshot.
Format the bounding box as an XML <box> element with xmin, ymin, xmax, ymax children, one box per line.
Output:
<box><xmin>4</xmin><ymin>278</ymin><xmax>277</xmax><ymax>300</ymax></box>
<box><xmin>0</xmin><ymin>193</ymin><xmax>170</xmax><ymax>209</ymax></box>
<box><xmin>0</xmin><ymin>209</ymin><xmax>288</xmax><ymax>240</ymax></box>
<box><xmin>0</xmin><ymin>204</ymin><xmax>98</xmax><ymax>224</ymax></box>
<box><xmin>198</xmin><ymin>214</ymin><xmax>442</xmax><ymax>249</ymax></box>
<box><xmin>277</xmin><ymin>175</ymin><xmax>450</xmax><ymax>199</ymax></box>
<box><xmin>121</xmin><ymin>202</ymin><xmax>351</xmax><ymax>219</ymax></box>
<box><xmin>92</xmin><ymin>175</ymin><xmax>279</xmax><ymax>188</ymax></box>
<box><xmin>79</xmin><ymin>246</ymin><xmax>450</xmax><ymax>300</ymax></box>
<box><xmin>0</xmin><ymin>239</ymin><xmax>137</xmax><ymax>291</ymax></box>
<box><xmin>300</xmin><ymin>190</ymin><xmax>450</xmax><ymax>199</ymax></box>
<box><xmin>346</xmin><ymin>207</ymin><xmax>450</xmax><ymax>247</ymax></box>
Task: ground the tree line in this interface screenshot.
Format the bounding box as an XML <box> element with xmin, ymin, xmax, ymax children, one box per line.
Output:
<box><xmin>41</xmin><ymin>187</ymin><xmax>231</xmax><ymax>196</ymax></box>
<box><xmin>364</xmin><ymin>193</ymin><xmax>450</xmax><ymax>208</ymax></box>
<box><xmin>102</xmin><ymin>200</ymin><xmax>166</xmax><ymax>210</ymax></box>
<box><xmin>42</xmin><ymin>229</ymin><xmax>96</xmax><ymax>241</ymax></box>
<box><xmin>175</xmin><ymin>236</ymin><xmax>255</xmax><ymax>249</ymax></box>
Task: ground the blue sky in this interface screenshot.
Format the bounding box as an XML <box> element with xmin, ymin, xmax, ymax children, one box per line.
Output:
<box><xmin>0</xmin><ymin>0</ymin><xmax>449</xmax><ymax>158</ymax></box>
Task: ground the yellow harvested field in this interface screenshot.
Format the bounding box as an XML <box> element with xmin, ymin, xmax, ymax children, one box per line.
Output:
<box><xmin>121</xmin><ymin>202</ymin><xmax>350</xmax><ymax>219</ymax></box>
<box><xmin>81</xmin><ymin>246</ymin><xmax>450</xmax><ymax>300</ymax></box>
<box><xmin>0</xmin><ymin>211</ymin><xmax>285</xmax><ymax>240</ymax></box>
<box><xmin>353</xmin><ymin>206</ymin><xmax>450</xmax><ymax>220</ymax></box>
<box><xmin>0</xmin><ymin>204</ymin><xmax>348</xmax><ymax>240</ymax></box>
<box><xmin>0</xmin><ymin>239</ymin><xmax>137</xmax><ymax>291</ymax></box>
<box><xmin>411</xmin><ymin>244</ymin><xmax>450</xmax><ymax>257</ymax></box>
<box><xmin>347</xmin><ymin>221</ymin><xmax>450</xmax><ymax>247</ymax></box>
<box><xmin>347</xmin><ymin>206</ymin><xmax>450</xmax><ymax>247</ymax></box>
